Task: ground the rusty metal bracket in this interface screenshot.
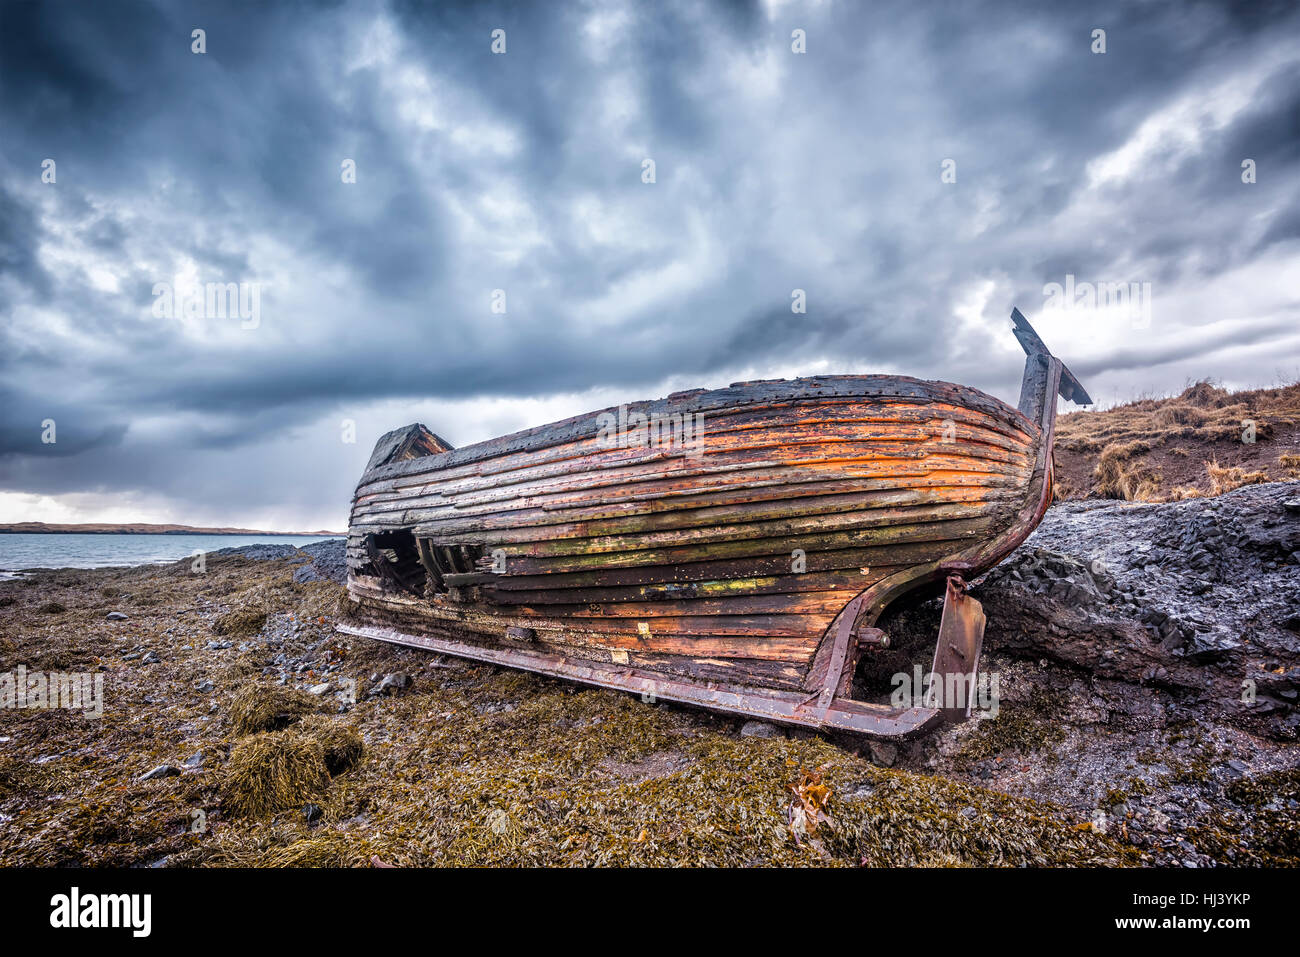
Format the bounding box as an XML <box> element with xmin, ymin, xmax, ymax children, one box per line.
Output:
<box><xmin>928</xmin><ymin>575</ymin><xmax>986</xmax><ymax>723</ymax></box>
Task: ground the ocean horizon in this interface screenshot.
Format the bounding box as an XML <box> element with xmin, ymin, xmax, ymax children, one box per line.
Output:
<box><xmin>0</xmin><ymin>532</ymin><xmax>345</xmax><ymax>575</ymax></box>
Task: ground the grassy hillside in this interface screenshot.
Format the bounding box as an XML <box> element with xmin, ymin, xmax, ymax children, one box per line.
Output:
<box><xmin>1054</xmin><ymin>380</ymin><xmax>1300</xmax><ymax>502</ymax></box>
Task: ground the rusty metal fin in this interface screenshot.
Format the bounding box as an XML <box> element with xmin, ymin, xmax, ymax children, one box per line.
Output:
<box><xmin>928</xmin><ymin>575</ymin><xmax>987</xmax><ymax>723</ymax></box>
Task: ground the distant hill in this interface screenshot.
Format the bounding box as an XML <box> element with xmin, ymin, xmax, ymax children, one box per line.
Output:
<box><xmin>1054</xmin><ymin>380</ymin><xmax>1300</xmax><ymax>502</ymax></box>
<box><xmin>0</xmin><ymin>522</ymin><xmax>344</xmax><ymax>536</ymax></box>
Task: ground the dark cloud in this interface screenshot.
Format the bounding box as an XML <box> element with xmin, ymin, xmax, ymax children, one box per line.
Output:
<box><xmin>0</xmin><ymin>185</ymin><xmax>52</xmax><ymax>307</ymax></box>
<box><xmin>1</xmin><ymin>0</ymin><xmax>1298</xmax><ymax>528</ymax></box>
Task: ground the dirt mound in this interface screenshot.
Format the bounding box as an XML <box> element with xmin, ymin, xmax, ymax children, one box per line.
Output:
<box><xmin>1054</xmin><ymin>379</ymin><xmax>1300</xmax><ymax>501</ymax></box>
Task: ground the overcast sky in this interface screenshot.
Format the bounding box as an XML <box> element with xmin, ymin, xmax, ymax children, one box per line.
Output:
<box><xmin>1</xmin><ymin>0</ymin><xmax>1298</xmax><ymax>531</ymax></box>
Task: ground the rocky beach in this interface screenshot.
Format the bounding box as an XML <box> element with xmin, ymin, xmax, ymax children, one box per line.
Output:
<box><xmin>1</xmin><ymin>483</ymin><xmax>1296</xmax><ymax>867</ymax></box>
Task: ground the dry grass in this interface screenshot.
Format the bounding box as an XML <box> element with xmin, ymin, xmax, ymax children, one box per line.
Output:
<box><xmin>257</xmin><ymin>833</ymin><xmax>379</xmax><ymax>867</ymax></box>
<box><xmin>11</xmin><ymin>554</ymin><xmax>1298</xmax><ymax>868</ymax></box>
<box><xmin>0</xmin><ymin>757</ymin><xmax>75</xmax><ymax>798</ymax></box>
<box><xmin>1093</xmin><ymin>441</ymin><xmax>1161</xmax><ymax>500</ymax></box>
<box><xmin>298</xmin><ymin>715</ymin><xmax>365</xmax><ymax>776</ymax></box>
<box><xmin>1058</xmin><ymin>380</ymin><xmax>1293</xmax><ymax>452</ymax></box>
<box><xmin>1206</xmin><ymin>459</ymin><xmax>1269</xmax><ymax>496</ymax></box>
<box><xmin>213</xmin><ymin>605</ymin><xmax>268</xmax><ymax>637</ymax></box>
<box><xmin>1056</xmin><ymin>379</ymin><xmax>1300</xmax><ymax>501</ymax></box>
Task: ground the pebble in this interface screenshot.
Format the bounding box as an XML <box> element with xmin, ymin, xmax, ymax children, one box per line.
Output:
<box><xmin>139</xmin><ymin>764</ymin><xmax>180</xmax><ymax>781</ymax></box>
<box><xmin>368</xmin><ymin>673</ymin><xmax>412</xmax><ymax>697</ymax></box>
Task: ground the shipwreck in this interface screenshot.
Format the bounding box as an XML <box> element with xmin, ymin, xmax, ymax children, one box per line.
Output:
<box><xmin>338</xmin><ymin>308</ymin><xmax>1092</xmax><ymax>738</ymax></box>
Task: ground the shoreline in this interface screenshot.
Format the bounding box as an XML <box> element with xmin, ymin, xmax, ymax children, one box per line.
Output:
<box><xmin>0</xmin><ymin>523</ymin><xmax>344</xmax><ymax>536</ymax></box>
<box><xmin>0</xmin><ymin>531</ymin><xmax>344</xmax><ymax>536</ymax></box>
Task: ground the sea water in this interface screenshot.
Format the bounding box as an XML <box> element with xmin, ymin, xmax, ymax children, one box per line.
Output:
<box><xmin>0</xmin><ymin>533</ymin><xmax>343</xmax><ymax>576</ymax></box>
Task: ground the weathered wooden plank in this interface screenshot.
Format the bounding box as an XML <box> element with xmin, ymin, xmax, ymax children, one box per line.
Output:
<box><xmin>358</xmin><ymin>375</ymin><xmax>1035</xmax><ymax>485</ymax></box>
<box><xmin>353</xmin><ymin>430</ymin><xmax>1032</xmax><ymax>505</ymax></box>
<box><xmin>351</xmin><ymin>407</ymin><xmax>1034</xmax><ymax>501</ymax></box>
<box><xmin>408</xmin><ymin>499</ymin><xmax>1004</xmax><ymax>559</ymax></box>
<box><xmin>364</xmin><ymin>423</ymin><xmax>454</xmax><ymax>472</ymax></box>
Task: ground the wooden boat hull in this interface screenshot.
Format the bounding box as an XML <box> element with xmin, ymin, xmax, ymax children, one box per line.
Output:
<box><xmin>340</xmin><ymin>310</ymin><xmax>1089</xmax><ymax>736</ymax></box>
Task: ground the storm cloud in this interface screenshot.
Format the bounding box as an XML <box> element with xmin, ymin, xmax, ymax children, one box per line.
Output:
<box><xmin>2</xmin><ymin>0</ymin><xmax>1298</xmax><ymax>529</ymax></box>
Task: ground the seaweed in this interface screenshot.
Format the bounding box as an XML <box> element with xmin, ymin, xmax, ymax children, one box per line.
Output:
<box><xmin>221</xmin><ymin>730</ymin><xmax>330</xmax><ymax>820</ymax></box>
<box><xmin>229</xmin><ymin>683</ymin><xmax>324</xmax><ymax>736</ymax></box>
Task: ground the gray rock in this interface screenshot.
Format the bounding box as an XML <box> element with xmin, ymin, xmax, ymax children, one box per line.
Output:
<box><xmin>298</xmin><ymin>539</ymin><xmax>348</xmax><ymax>584</ymax></box>
<box><xmin>368</xmin><ymin>673</ymin><xmax>412</xmax><ymax>697</ymax></box>
<box><xmin>141</xmin><ymin>650</ymin><xmax>160</xmax><ymax>664</ymax></box>
<box><xmin>945</xmin><ymin>482</ymin><xmax>1300</xmax><ymax>741</ymax></box>
<box><xmin>1186</xmin><ymin>632</ymin><xmax>1239</xmax><ymax>663</ymax></box>
<box><xmin>195</xmin><ymin>680</ymin><xmax>214</xmax><ymax>693</ymax></box>
<box><xmin>139</xmin><ymin>764</ymin><xmax>180</xmax><ymax>781</ymax></box>
<box><xmin>208</xmin><ymin>543</ymin><xmax>303</xmax><ymax>561</ymax></box>
<box><xmin>868</xmin><ymin>740</ymin><xmax>900</xmax><ymax>767</ymax></box>
<box><xmin>183</xmin><ymin>752</ymin><xmax>205</xmax><ymax>769</ymax></box>
<box><xmin>106</xmin><ymin>611</ymin><xmax>129</xmax><ymax>621</ymax></box>
<box><xmin>307</xmin><ymin>682</ymin><xmax>331</xmax><ymax>695</ymax></box>
<box><xmin>739</xmin><ymin>720</ymin><xmax>782</xmax><ymax>738</ymax></box>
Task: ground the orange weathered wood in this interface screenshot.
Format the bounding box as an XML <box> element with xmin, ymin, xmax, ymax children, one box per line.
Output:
<box><xmin>342</xmin><ymin>362</ymin><xmax>1065</xmax><ymax>732</ymax></box>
